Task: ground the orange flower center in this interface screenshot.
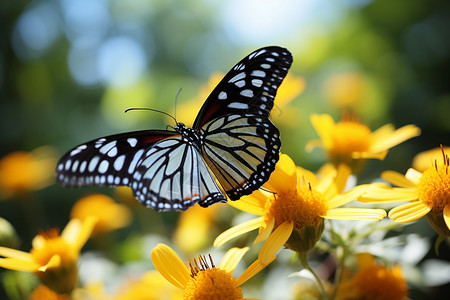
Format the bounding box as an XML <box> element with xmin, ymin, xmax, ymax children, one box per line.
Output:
<box><xmin>353</xmin><ymin>264</ymin><xmax>408</xmax><ymax>300</ymax></box>
<box><xmin>331</xmin><ymin>121</ymin><xmax>372</xmax><ymax>156</ymax></box>
<box><xmin>417</xmin><ymin>160</ymin><xmax>450</xmax><ymax>214</ymax></box>
<box><xmin>184</xmin><ymin>255</ymin><xmax>242</xmax><ymax>300</ymax></box>
<box><xmin>30</xmin><ymin>229</ymin><xmax>76</xmax><ymax>267</ymax></box>
<box><xmin>263</xmin><ymin>185</ymin><xmax>328</xmax><ymax>231</ymax></box>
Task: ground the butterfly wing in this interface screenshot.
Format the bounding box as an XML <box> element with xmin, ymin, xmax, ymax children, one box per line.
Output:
<box><xmin>56</xmin><ymin>130</ymin><xmax>226</xmax><ymax>211</ymax></box>
<box><xmin>195</xmin><ymin>46</ymin><xmax>292</xmax><ymax>200</ymax></box>
<box><xmin>200</xmin><ymin>114</ymin><xmax>280</xmax><ymax>200</ymax></box>
<box><xmin>131</xmin><ymin>136</ymin><xmax>226</xmax><ymax>211</ymax></box>
<box><xmin>193</xmin><ymin>46</ymin><xmax>293</xmax><ymax>129</ymax></box>
<box><xmin>56</xmin><ymin>130</ymin><xmax>177</xmax><ymax>188</ymax></box>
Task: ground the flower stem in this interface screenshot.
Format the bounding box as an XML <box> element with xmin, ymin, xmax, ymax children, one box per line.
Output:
<box><xmin>299</xmin><ymin>252</ymin><xmax>329</xmax><ymax>300</ymax></box>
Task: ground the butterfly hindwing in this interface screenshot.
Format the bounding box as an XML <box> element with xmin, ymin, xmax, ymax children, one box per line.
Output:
<box><xmin>193</xmin><ymin>46</ymin><xmax>293</xmax><ymax>129</ymax></box>
<box><xmin>131</xmin><ymin>136</ymin><xmax>226</xmax><ymax>211</ymax></box>
<box><xmin>200</xmin><ymin>113</ymin><xmax>280</xmax><ymax>200</ymax></box>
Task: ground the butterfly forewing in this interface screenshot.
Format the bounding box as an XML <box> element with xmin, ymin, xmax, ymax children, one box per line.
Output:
<box><xmin>56</xmin><ymin>131</ymin><xmax>177</xmax><ymax>188</ymax></box>
<box><xmin>193</xmin><ymin>46</ymin><xmax>293</xmax><ymax>129</ymax></box>
<box><xmin>200</xmin><ymin>114</ymin><xmax>280</xmax><ymax>200</ymax></box>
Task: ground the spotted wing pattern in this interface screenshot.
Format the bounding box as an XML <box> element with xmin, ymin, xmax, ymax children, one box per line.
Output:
<box><xmin>193</xmin><ymin>46</ymin><xmax>293</xmax><ymax>128</ymax></box>
<box><xmin>195</xmin><ymin>46</ymin><xmax>292</xmax><ymax>200</ymax></box>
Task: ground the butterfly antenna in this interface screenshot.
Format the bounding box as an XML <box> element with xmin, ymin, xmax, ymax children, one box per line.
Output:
<box><xmin>124</xmin><ymin>107</ymin><xmax>177</xmax><ymax>125</ymax></box>
<box><xmin>174</xmin><ymin>87</ymin><xmax>182</xmax><ymax>122</ymax></box>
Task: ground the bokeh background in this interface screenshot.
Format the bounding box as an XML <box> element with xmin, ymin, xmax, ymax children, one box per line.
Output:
<box><xmin>1</xmin><ymin>0</ymin><xmax>449</xmax><ymax>299</ymax></box>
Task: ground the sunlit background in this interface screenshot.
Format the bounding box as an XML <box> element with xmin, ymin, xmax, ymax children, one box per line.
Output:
<box><xmin>1</xmin><ymin>0</ymin><xmax>449</xmax><ymax>299</ymax></box>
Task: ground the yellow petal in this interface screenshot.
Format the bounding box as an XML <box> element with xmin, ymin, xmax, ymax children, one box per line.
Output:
<box><xmin>228</xmin><ymin>191</ymin><xmax>267</xmax><ymax>215</ymax></box>
<box><xmin>38</xmin><ymin>254</ymin><xmax>61</xmax><ymax>272</ymax></box>
<box><xmin>404</xmin><ymin>168</ymin><xmax>422</xmax><ymax>185</ymax></box>
<box><xmin>382</xmin><ymin>171</ymin><xmax>416</xmax><ymax>188</ymax></box>
<box><xmin>265</xmin><ymin>154</ymin><xmax>297</xmax><ymax>194</ymax></box>
<box><xmin>359</xmin><ymin>187</ymin><xmax>419</xmax><ymax>203</ymax></box>
<box><xmin>370</xmin><ymin>124</ymin><xmax>421</xmax><ymax>153</ymax></box>
<box><xmin>236</xmin><ymin>256</ymin><xmax>276</xmax><ymax>286</ymax></box>
<box><xmin>253</xmin><ymin>217</ymin><xmax>274</xmax><ymax>244</ymax></box>
<box><xmin>412</xmin><ymin>146</ymin><xmax>450</xmax><ymax>172</ymax></box>
<box><xmin>214</xmin><ymin>217</ymin><xmax>264</xmax><ymax>247</ymax></box>
<box><xmin>370</xmin><ymin>124</ymin><xmax>395</xmax><ymax>143</ymax></box>
<box><xmin>352</xmin><ymin>150</ymin><xmax>387</xmax><ymax>160</ymax></box>
<box><xmin>323</xmin><ymin>208</ymin><xmax>386</xmax><ymax>220</ymax></box>
<box><xmin>150</xmin><ymin>243</ymin><xmax>189</xmax><ymax>289</ymax></box>
<box><xmin>388</xmin><ymin>201</ymin><xmax>431</xmax><ymax>223</ymax></box>
<box><xmin>63</xmin><ymin>216</ymin><xmax>97</xmax><ymax>251</ymax></box>
<box><xmin>327</xmin><ymin>184</ymin><xmax>370</xmax><ymax>208</ymax></box>
<box><xmin>310</xmin><ymin>114</ymin><xmax>335</xmax><ymax>149</ymax></box>
<box><xmin>333</xmin><ymin>164</ymin><xmax>351</xmax><ymax>194</ymax></box>
<box><xmin>218</xmin><ymin>247</ymin><xmax>249</xmax><ymax>273</ymax></box>
<box><xmin>443</xmin><ymin>204</ymin><xmax>450</xmax><ymax>231</ymax></box>
<box><xmin>297</xmin><ymin>166</ymin><xmax>319</xmax><ymax>187</ymax></box>
<box><xmin>258</xmin><ymin>221</ymin><xmax>293</xmax><ymax>265</ymax></box>
<box><xmin>0</xmin><ymin>257</ymin><xmax>40</xmax><ymax>272</ymax></box>
<box><xmin>0</xmin><ymin>247</ymin><xmax>33</xmax><ymax>261</ymax></box>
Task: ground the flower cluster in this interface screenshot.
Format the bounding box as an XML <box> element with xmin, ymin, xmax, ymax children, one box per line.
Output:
<box><xmin>0</xmin><ymin>74</ymin><xmax>448</xmax><ymax>300</ymax></box>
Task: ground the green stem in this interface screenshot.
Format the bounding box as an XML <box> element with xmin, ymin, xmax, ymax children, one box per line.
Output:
<box><xmin>299</xmin><ymin>252</ymin><xmax>329</xmax><ymax>300</ymax></box>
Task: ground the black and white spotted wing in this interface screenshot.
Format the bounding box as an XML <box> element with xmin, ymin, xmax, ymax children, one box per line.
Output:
<box><xmin>56</xmin><ymin>46</ymin><xmax>293</xmax><ymax>211</ymax></box>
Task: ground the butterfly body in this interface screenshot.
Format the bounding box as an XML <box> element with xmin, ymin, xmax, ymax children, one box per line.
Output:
<box><xmin>56</xmin><ymin>46</ymin><xmax>293</xmax><ymax>211</ymax></box>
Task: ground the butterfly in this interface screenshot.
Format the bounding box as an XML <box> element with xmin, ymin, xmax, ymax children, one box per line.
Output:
<box><xmin>56</xmin><ymin>46</ymin><xmax>293</xmax><ymax>211</ymax></box>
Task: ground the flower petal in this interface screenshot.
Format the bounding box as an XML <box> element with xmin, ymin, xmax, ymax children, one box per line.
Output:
<box><xmin>443</xmin><ymin>204</ymin><xmax>450</xmax><ymax>231</ymax></box>
<box><xmin>309</xmin><ymin>114</ymin><xmax>335</xmax><ymax>149</ymax></box>
<box><xmin>265</xmin><ymin>154</ymin><xmax>297</xmax><ymax>194</ymax></box>
<box><xmin>258</xmin><ymin>221</ymin><xmax>293</xmax><ymax>265</ymax></box>
<box><xmin>388</xmin><ymin>201</ymin><xmax>431</xmax><ymax>223</ymax></box>
<box><xmin>218</xmin><ymin>247</ymin><xmax>249</xmax><ymax>273</ymax></box>
<box><xmin>327</xmin><ymin>184</ymin><xmax>371</xmax><ymax>208</ymax></box>
<box><xmin>63</xmin><ymin>216</ymin><xmax>98</xmax><ymax>251</ymax></box>
<box><xmin>150</xmin><ymin>243</ymin><xmax>189</xmax><ymax>289</ymax></box>
<box><xmin>236</xmin><ymin>256</ymin><xmax>276</xmax><ymax>286</ymax></box>
<box><xmin>214</xmin><ymin>217</ymin><xmax>264</xmax><ymax>247</ymax></box>
<box><xmin>323</xmin><ymin>208</ymin><xmax>386</xmax><ymax>220</ymax></box>
<box><xmin>404</xmin><ymin>168</ymin><xmax>423</xmax><ymax>185</ymax></box>
<box><xmin>0</xmin><ymin>257</ymin><xmax>40</xmax><ymax>272</ymax></box>
<box><xmin>382</xmin><ymin>171</ymin><xmax>416</xmax><ymax>188</ymax></box>
<box><xmin>359</xmin><ymin>187</ymin><xmax>419</xmax><ymax>203</ymax></box>
<box><xmin>0</xmin><ymin>247</ymin><xmax>34</xmax><ymax>261</ymax></box>
<box><xmin>38</xmin><ymin>254</ymin><xmax>61</xmax><ymax>272</ymax></box>
<box><xmin>253</xmin><ymin>217</ymin><xmax>274</xmax><ymax>244</ymax></box>
<box><xmin>370</xmin><ymin>124</ymin><xmax>421</xmax><ymax>153</ymax></box>
<box><xmin>228</xmin><ymin>191</ymin><xmax>267</xmax><ymax>215</ymax></box>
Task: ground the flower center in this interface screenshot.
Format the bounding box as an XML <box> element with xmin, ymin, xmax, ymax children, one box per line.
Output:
<box><xmin>331</xmin><ymin>120</ymin><xmax>372</xmax><ymax>156</ymax></box>
<box><xmin>184</xmin><ymin>255</ymin><xmax>243</xmax><ymax>300</ymax></box>
<box><xmin>416</xmin><ymin>156</ymin><xmax>450</xmax><ymax>214</ymax></box>
<box><xmin>263</xmin><ymin>184</ymin><xmax>328</xmax><ymax>231</ymax></box>
<box><xmin>353</xmin><ymin>265</ymin><xmax>408</xmax><ymax>300</ymax></box>
<box><xmin>30</xmin><ymin>229</ymin><xmax>76</xmax><ymax>267</ymax></box>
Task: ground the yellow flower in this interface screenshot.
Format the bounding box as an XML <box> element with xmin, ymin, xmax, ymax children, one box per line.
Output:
<box><xmin>306</xmin><ymin>113</ymin><xmax>421</xmax><ymax>173</ymax></box>
<box><xmin>70</xmin><ymin>194</ymin><xmax>132</xmax><ymax>235</ymax></box>
<box><xmin>30</xmin><ymin>285</ymin><xmax>71</xmax><ymax>300</ymax></box>
<box><xmin>335</xmin><ymin>253</ymin><xmax>408</xmax><ymax>300</ymax></box>
<box><xmin>412</xmin><ymin>145</ymin><xmax>450</xmax><ymax>172</ymax></box>
<box><xmin>324</xmin><ymin>72</ymin><xmax>368</xmax><ymax>109</ymax></box>
<box><xmin>112</xmin><ymin>271</ymin><xmax>182</xmax><ymax>300</ymax></box>
<box><xmin>173</xmin><ymin>203</ymin><xmax>225</xmax><ymax>255</ymax></box>
<box><xmin>360</xmin><ymin>146</ymin><xmax>450</xmax><ymax>236</ymax></box>
<box><xmin>0</xmin><ymin>217</ymin><xmax>97</xmax><ymax>294</ymax></box>
<box><xmin>0</xmin><ymin>146</ymin><xmax>57</xmax><ymax>199</ymax></box>
<box><xmin>151</xmin><ymin>243</ymin><xmax>277</xmax><ymax>300</ymax></box>
<box><xmin>214</xmin><ymin>154</ymin><xmax>386</xmax><ymax>258</ymax></box>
